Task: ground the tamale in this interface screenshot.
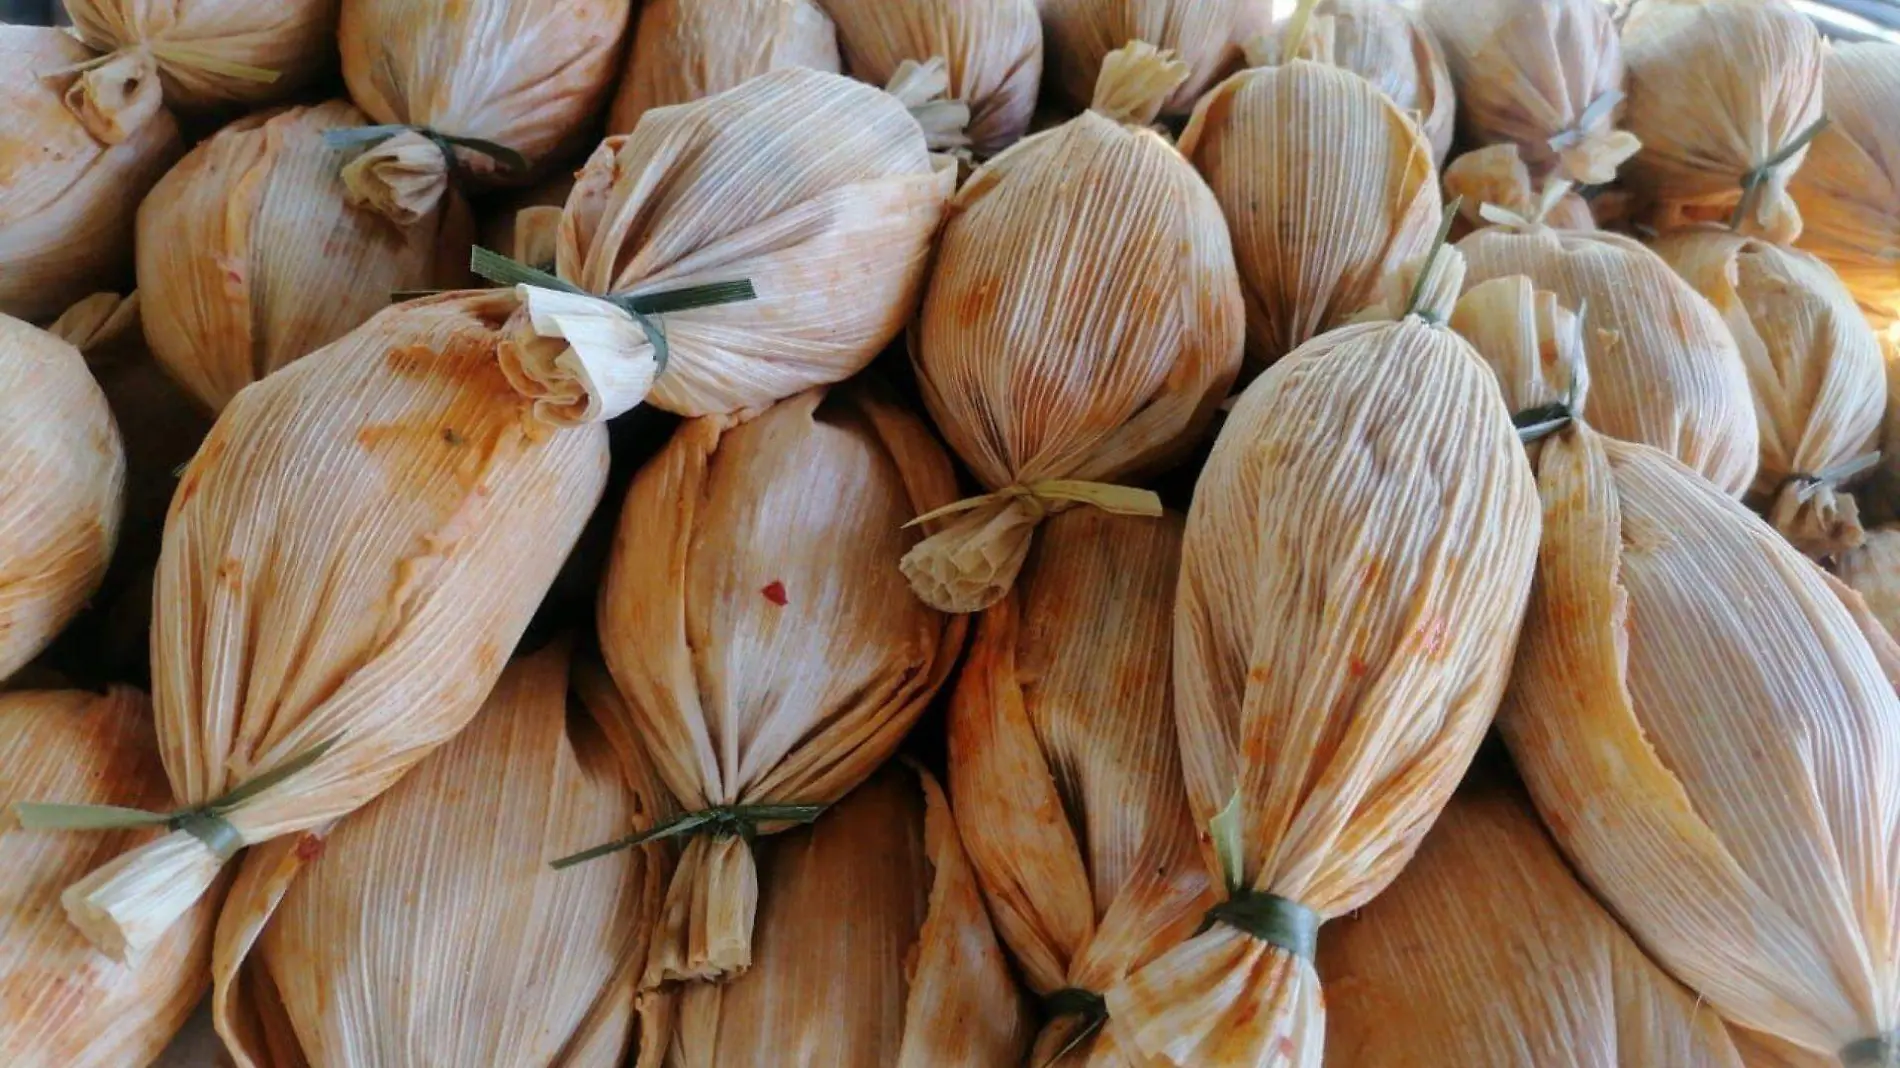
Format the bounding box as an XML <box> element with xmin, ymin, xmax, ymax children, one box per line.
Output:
<box><xmin>1790</xmin><ymin>42</ymin><xmax>1900</xmax><ymax>332</ymax></box>
<box><xmin>1179</xmin><ymin>44</ymin><xmax>1441</xmax><ymax>374</ymax></box>
<box><xmin>1839</xmin><ymin>528</ymin><xmax>1900</xmax><ymax>645</ymax></box>
<box><xmin>208</xmin><ymin>642</ymin><xmax>672</xmax><ymax>1068</ymax></box>
<box><xmin>0</xmin><ymin>27</ymin><xmax>180</xmax><ymax>322</ymax></box>
<box><xmin>902</xmin><ymin>43</ymin><xmax>1242</xmax><ymax>614</ymax></box>
<box><xmin>38</xmin><ymin>290</ymin><xmax>609</xmax><ymax>962</ymax></box>
<box><xmin>607</xmin><ymin>0</ymin><xmax>841</xmax><ymax>135</ymax></box>
<box><xmin>594</xmin><ymin>383</ymin><xmax>965</xmax><ymax>992</ymax></box>
<box><xmin>1</xmin><ymin>688</ymin><xmax>219</xmax><ymax>1068</ymax></box>
<box><xmin>60</xmin><ymin>0</ymin><xmax>333</xmax><ymax>115</ymax></box>
<box><xmin>660</xmin><ymin>763</ymin><xmax>1031</xmax><ymax>1068</ymax></box>
<box><xmin>1622</xmin><ymin>0</ymin><xmax>1825</xmax><ymax>242</ymax></box>
<box><xmin>1423</xmin><ymin>0</ymin><xmax>1639</xmax><ymax>186</ymax></box>
<box><xmin>948</xmin><ymin>510</ymin><xmax>1210</xmax><ymax>1065</ymax></box>
<box><xmin>500</xmin><ymin>67</ymin><xmax>955</xmax><ymax>424</ymax></box>
<box><xmin>137</xmin><ymin>101</ymin><xmax>474</xmax><ymax>412</ymax></box>
<box><xmin>1107</xmin><ymin>248</ymin><xmax>1542</xmax><ymax>1068</ymax></box>
<box><xmin>0</xmin><ymin>311</ymin><xmax>125</xmax><ymax>684</ymax></box>
<box><xmin>1320</xmin><ymin>782</ymin><xmax>1745</xmax><ymax>1068</ymax></box>
<box><xmin>1654</xmin><ymin>230</ymin><xmax>1886</xmax><ymax>557</ymax></box>
<box><xmin>1041</xmin><ymin>0</ymin><xmax>1266</xmax><ymax>120</ymax></box>
<box><xmin>1257</xmin><ymin>0</ymin><xmax>1455</xmax><ymax>166</ymax></box>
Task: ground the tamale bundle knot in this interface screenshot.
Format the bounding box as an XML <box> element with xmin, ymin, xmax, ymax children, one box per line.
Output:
<box><xmin>1787</xmin><ymin>452</ymin><xmax>1883</xmax><ymax>504</ymax></box>
<box><xmin>881</xmin><ymin>57</ymin><xmax>974</xmax><ymax>154</ymax></box>
<box><xmin>904</xmin><ymin>480</ymin><xmax>1164</xmax><ymax>530</ymax></box>
<box><xmin>1201</xmin><ymin>891</ymin><xmax>1321</xmax><ymax>961</ymax></box>
<box><xmin>1732</xmin><ymin>115</ymin><xmax>1831</xmax><ymax>231</ymax></box>
<box><xmin>1514</xmin><ymin>401</ymin><xmax>1578</xmax><ymax>446</ymax></box>
<box><xmin>551</xmin><ymin>802</ymin><xmax>827</xmax><ymax>870</ymax></box>
<box><xmin>326</xmin><ymin>124</ymin><xmax>530</xmax><ymax>181</ymax></box>
<box><xmin>1548</xmin><ymin>89</ymin><xmax>1624</xmax><ymax>154</ymax></box>
<box><xmin>1039</xmin><ymin>988</ymin><xmax>1112</xmax><ymax>1066</ymax></box>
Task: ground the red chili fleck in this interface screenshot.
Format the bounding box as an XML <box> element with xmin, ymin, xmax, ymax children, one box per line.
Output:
<box><xmin>1348</xmin><ymin>657</ymin><xmax>1370</xmax><ymax>678</ymax></box>
<box><xmin>293</xmin><ymin>835</ymin><xmax>326</xmax><ymax>862</ymax></box>
<box><xmin>761</xmin><ymin>581</ymin><xmax>788</xmax><ymax>606</ymax></box>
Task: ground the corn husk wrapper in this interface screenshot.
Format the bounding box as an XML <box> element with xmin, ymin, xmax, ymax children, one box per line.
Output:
<box><xmin>662</xmin><ymin>762</ymin><xmax>1032</xmax><ymax>1068</ymax></box>
<box><xmin>607</xmin><ymin>0</ymin><xmax>841</xmax><ymax>135</ymax></box>
<box><xmin>598</xmin><ymin>383</ymin><xmax>965</xmax><ymax>992</ymax></box>
<box><xmin>1041</xmin><ymin>0</ymin><xmax>1267</xmax><ymax>119</ymax></box>
<box><xmin>137</xmin><ymin>101</ymin><xmax>475</xmax><ymax>413</ymax></box>
<box><xmin>503</xmin><ymin>67</ymin><xmax>954</xmax><ymax>424</ymax></box>
<box><xmin>1791</xmin><ymin>42</ymin><xmax>1900</xmax><ymax>333</ymax></box>
<box><xmin>1422</xmin><ymin>0</ymin><xmax>1638</xmax><ymax>186</ymax></box>
<box><xmin>480</xmin><ymin>175</ymin><xmax>578</xmax><ymax>271</ymax></box>
<box><xmin>1</xmin><ymin>688</ymin><xmax>220</xmax><ymax>1067</ymax></box>
<box><xmin>50</xmin><ymin>290</ymin><xmax>608</xmax><ymax>963</ymax></box>
<box><xmin>1443</xmin><ymin>145</ymin><xmax>1598</xmax><ymax>240</ymax></box>
<box><xmin>0</xmin><ymin>28</ymin><xmax>181</xmax><ymax>322</ymax></box>
<box><xmin>1621</xmin><ymin>0</ymin><xmax>1824</xmax><ymax>243</ymax></box>
<box><xmin>62</xmin><ymin>0</ymin><xmax>333</xmax><ymax>117</ymax></box>
<box><xmin>207</xmin><ymin>641</ymin><xmax>674</xmax><ymax>1068</ymax></box>
<box><xmin>1180</xmin><ymin>53</ymin><xmax>1441</xmax><ymax>375</ymax></box>
<box><xmin>1840</xmin><ymin>528</ymin><xmax>1900</xmax><ymax>648</ymax></box>
<box><xmin>1653</xmin><ymin>230</ymin><xmax>1887</xmax><ymax>557</ymax></box>
<box><xmin>948</xmin><ymin>510</ymin><xmax>1212</xmax><ymax>1066</ymax></box>
<box><xmin>902</xmin><ymin>45</ymin><xmax>1242</xmax><ymax>615</ymax></box>
<box><xmin>822</xmin><ymin>0</ymin><xmax>1042</xmax><ymax>155</ymax></box>
<box><xmin>1319</xmin><ymin>782</ymin><xmax>1745</xmax><ymax>1067</ymax></box>
<box><xmin>1107</xmin><ymin>248</ymin><xmax>1542</xmax><ymax>1068</ymax></box>
<box><xmin>1257</xmin><ymin>0</ymin><xmax>1455</xmax><ymax>167</ymax></box>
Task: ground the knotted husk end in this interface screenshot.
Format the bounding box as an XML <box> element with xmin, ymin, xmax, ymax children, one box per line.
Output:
<box><xmin>1243</xmin><ymin>4</ymin><xmax>1338</xmax><ymax>69</ymax></box>
<box><xmin>1450</xmin><ymin>276</ymin><xmax>1591</xmax><ymax>418</ymax></box>
<box><xmin>1105</xmin><ymin>923</ymin><xmax>1324</xmax><ymax>1067</ymax></box>
<box><xmin>1091</xmin><ymin>41</ymin><xmax>1192</xmax><ymax>128</ymax></box>
<box><xmin>1769</xmin><ymin>480</ymin><xmax>1866</xmax><ymax>558</ymax></box>
<box><xmin>900</xmin><ymin>496</ymin><xmax>1045</xmax><ymax>614</ymax></box>
<box><xmin>339</xmin><ymin>130</ymin><xmax>451</xmax><ymax>227</ymax></box>
<box><xmin>61</xmin><ymin>826</ymin><xmax>231</xmax><ymax>963</ymax></box>
<box><xmin>60</xmin><ymin>49</ymin><xmax>166</xmax><ymax>145</ymax></box>
<box><xmin>511</xmin><ymin>206</ymin><xmax>563</xmax><ymax>268</ymax></box>
<box><xmin>1555</xmin><ymin>128</ymin><xmax>1643</xmax><ymax>187</ymax></box>
<box><xmin>497</xmin><ymin>286</ymin><xmax>658</xmax><ymax>427</ymax></box>
<box><xmin>640</xmin><ymin>834</ymin><xmax>760</xmax><ymax>991</ymax></box>
<box><xmin>885</xmin><ymin>57</ymin><xmax>973</xmax><ymax>154</ymax></box>
<box><xmin>1445</xmin><ymin>144</ymin><xmax>1589</xmax><ymax>232</ymax></box>
<box><xmin>49</xmin><ymin>291</ymin><xmax>140</xmax><ymax>351</ymax></box>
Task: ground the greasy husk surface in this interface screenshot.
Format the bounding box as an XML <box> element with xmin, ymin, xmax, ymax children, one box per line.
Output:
<box><xmin>58</xmin><ymin>290</ymin><xmax>608</xmax><ymax>963</ymax></box>
<box><xmin>1319</xmin><ymin>783</ymin><xmax>1745</xmax><ymax>1067</ymax></box>
<box><xmin>1108</xmin><ymin>262</ymin><xmax>1542</xmax><ymax>1068</ymax></box>
<box><xmin>1653</xmin><ymin>230</ymin><xmax>1886</xmax><ymax>557</ymax></box>
<box><xmin>63</xmin><ymin>0</ymin><xmax>335</xmax><ymax>112</ymax></box>
<box><xmin>598</xmin><ymin>384</ymin><xmax>965</xmax><ymax>992</ymax></box>
<box><xmin>504</xmin><ymin>67</ymin><xmax>954</xmax><ymax>423</ymax></box>
<box><xmin>0</xmin><ymin>689</ymin><xmax>219</xmax><ymax>1068</ymax></box>
<box><xmin>1041</xmin><ymin>0</ymin><xmax>1267</xmax><ymax>119</ymax></box>
<box><xmin>0</xmin><ymin>28</ymin><xmax>181</xmax><ymax>322</ymax></box>
<box><xmin>1180</xmin><ymin>57</ymin><xmax>1442</xmax><ymax>375</ymax></box>
<box><xmin>138</xmin><ymin>100</ymin><xmax>474</xmax><ymax>412</ymax></box>
<box><xmin>1260</xmin><ymin>0</ymin><xmax>1455</xmax><ymax>166</ymax></box>
<box><xmin>1499</xmin><ymin>425</ymin><xmax>1900</xmax><ymax>1059</ymax></box>
<box><xmin>210</xmin><ymin>642</ymin><xmax>673</xmax><ymax>1068</ymax></box>
<box><xmin>948</xmin><ymin>510</ymin><xmax>1211</xmax><ymax>1066</ymax></box>
<box><xmin>1621</xmin><ymin>0</ymin><xmax>1825</xmax><ymax>242</ymax></box>
<box><xmin>607</xmin><ymin>0</ymin><xmax>841</xmax><ymax>135</ymax></box>
<box><xmin>1840</xmin><ymin>529</ymin><xmax>1900</xmax><ymax>644</ymax></box>
<box><xmin>1791</xmin><ymin>42</ymin><xmax>1900</xmax><ymax>331</ymax></box>
<box><xmin>0</xmin><ymin>312</ymin><xmax>125</xmax><ymax>684</ymax></box>
<box><xmin>659</xmin><ymin>764</ymin><xmax>1031</xmax><ymax>1068</ymax></box>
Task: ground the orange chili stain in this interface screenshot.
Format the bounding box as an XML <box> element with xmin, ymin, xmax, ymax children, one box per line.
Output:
<box><xmin>1348</xmin><ymin>657</ymin><xmax>1370</xmax><ymax>678</ymax></box>
<box><xmin>216</xmin><ymin>557</ymin><xmax>243</xmax><ymax>593</ymax></box>
<box><xmin>293</xmin><ymin>835</ymin><xmax>325</xmax><ymax>862</ymax></box>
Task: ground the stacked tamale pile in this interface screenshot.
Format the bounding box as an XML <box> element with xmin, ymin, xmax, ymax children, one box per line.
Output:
<box><xmin>3</xmin><ymin>0</ymin><xmax>1900</xmax><ymax>1066</ymax></box>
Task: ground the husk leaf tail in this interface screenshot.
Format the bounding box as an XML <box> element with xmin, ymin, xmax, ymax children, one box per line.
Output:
<box><xmin>900</xmin><ymin>495</ymin><xmax>1045</xmax><ymax>613</ymax></box>
<box><xmin>210</xmin><ymin>831</ymin><xmax>325</xmax><ymax>1068</ymax></box>
<box><xmin>512</xmin><ymin>206</ymin><xmax>563</xmax><ymax>269</ymax></box>
<box><xmin>1105</xmin><ymin>925</ymin><xmax>1324</xmax><ymax>1068</ymax></box>
<box><xmin>1090</xmin><ymin>41</ymin><xmax>1192</xmax><ymax>127</ymax></box>
<box><xmin>1556</xmin><ymin>128</ymin><xmax>1642</xmax><ymax>187</ymax></box>
<box><xmin>58</xmin><ymin>49</ymin><xmax>165</xmax><ymax>144</ymax></box>
<box><xmin>339</xmin><ymin>130</ymin><xmax>450</xmax><ymax>226</ymax></box>
<box><xmin>1769</xmin><ymin>479</ymin><xmax>1866</xmax><ymax>558</ymax></box>
<box><xmin>640</xmin><ymin>834</ymin><xmax>759</xmax><ymax>990</ymax></box>
<box><xmin>885</xmin><ymin>57</ymin><xmax>972</xmax><ymax>154</ymax></box>
<box><xmin>498</xmin><ymin>285</ymin><xmax>660</xmax><ymax>427</ymax></box>
<box><xmin>61</xmin><ymin>826</ymin><xmax>231</xmax><ymax>962</ymax></box>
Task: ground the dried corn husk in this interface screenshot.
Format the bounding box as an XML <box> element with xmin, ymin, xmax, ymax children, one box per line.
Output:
<box><xmin>1257</xmin><ymin>0</ymin><xmax>1455</xmax><ymax>166</ymax></box>
<box><xmin>1179</xmin><ymin>48</ymin><xmax>1441</xmax><ymax>374</ymax></box>
<box><xmin>1840</xmin><ymin>528</ymin><xmax>1900</xmax><ymax>645</ymax></box>
<box><xmin>1791</xmin><ymin>42</ymin><xmax>1900</xmax><ymax>332</ymax></box>
<box><xmin>1319</xmin><ymin>781</ymin><xmax>1745</xmax><ymax>1067</ymax></box>
<box><xmin>901</xmin><ymin>44</ymin><xmax>1242</xmax><ymax>614</ymax></box>
<box><xmin>208</xmin><ymin>641</ymin><xmax>673</xmax><ymax>1068</ymax></box>
<box><xmin>480</xmin><ymin>175</ymin><xmax>577</xmax><ymax>271</ymax></box>
<box><xmin>661</xmin><ymin>763</ymin><xmax>1032</xmax><ymax>1067</ymax></box>
<box><xmin>607</xmin><ymin>0</ymin><xmax>841</xmax><ymax>135</ymax></box>
<box><xmin>1042</xmin><ymin>0</ymin><xmax>1267</xmax><ymax>119</ymax></box>
<box><xmin>0</xmin><ymin>27</ymin><xmax>180</xmax><ymax>322</ymax></box>
<box><xmin>1</xmin><ymin>688</ymin><xmax>219</xmax><ymax>1067</ymax></box>
<box><xmin>1107</xmin><ymin>247</ymin><xmax>1542</xmax><ymax>1068</ymax></box>
<box><xmin>1443</xmin><ymin>146</ymin><xmax>1598</xmax><ymax>239</ymax></box>
<box><xmin>596</xmin><ymin>383</ymin><xmax>965</xmax><ymax>992</ymax></box>
<box><xmin>1653</xmin><ymin>230</ymin><xmax>1887</xmax><ymax>557</ymax></box>
<box><xmin>1423</xmin><ymin>0</ymin><xmax>1638</xmax><ymax>186</ymax></box>
<box><xmin>948</xmin><ymin>509</ymin><xmax>1212</xmax><ymax>1066</ymax></box>
<box><xmin>61</xmin><ymin>0</ymin><xmax>334</xmax><ymax>117</ymax></box>
<box><xmin>39</xmin><ymin>290</ymin><xmax>609</xmax><ymax>963</ymax></box>
<box><xmin>1622</xmin><ymin>0</ymin><xmax>1825</xmax><ymax>243</ymax></box>
<box><xmin>822</xmin><ymin>0</ymin><xmax>1042</xmax><ymax>155</ymax></box>
<box><xmin>137</xmin><ymin>101</ymin><xmax>475</xmax><ymax>413</ymax></box>
<box><xmin>0</xmin><ymin>311</ymin><xmax>124</xmax><ymax>684</ymax></box>
<box><xmin>501</xmin><ymin>67</ymin><xmax>954</xmax><ymax>424</ymax></box>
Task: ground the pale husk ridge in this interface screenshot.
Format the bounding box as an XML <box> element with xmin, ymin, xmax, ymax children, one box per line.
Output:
<box><xmin>1790</xmin><ymin>42</ymin><xmax>1900</xmax><ymax>331</ymax></box>
<box><xmin>1040</xmin><ymin>0</ymin><xmax>1269</xmax><ymax>119</ymax></box>
<box><xmin>608</xmin><ymin>0</ymin><xmax>841</xmax><ymax>135</ymax></box>
<box><xmin>63</xmin><ymin>0</ymin><xmax>337</xmax><ymax>112</ymax></box>
<box><xmin>1257</xmin><ymin>0</ymin><xmax>1456</xmax><ymax>166</ymax></box>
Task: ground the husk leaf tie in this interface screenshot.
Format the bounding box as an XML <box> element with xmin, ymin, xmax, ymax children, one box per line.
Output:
<box><xmin>903</xmin><ymin>480</ymin><xmax>1163</xmax><ymax>530</ymax></box>
<box><xmin>1038</xmin><ymin>988</ymin><xmax>1111</xmax><ymax>1067</ymax></box>
<box><xmin>1731</xmin><ymin>116</ymin><xmax>1831</xmax><ymax>231</ymax></box>
<box><xmin>325</xmin><ymin>124</ymin><xmax>529</xmax><ymax>182</ymax></box>
<box><xmin>1201</xmin><ymin>892</ymin><xmax>1323</xmax><ymax>961</ymax></box>
<box><xmin>1842</xmin><ymin>1033</ymin><xmax>1900</xmax><ymax>1068</ymax></box>
<box><xmin>1786</xmin><ymin>451</ymin><xmax>1882</xmax><ymax>504</ymax></box>
<box><xmin>550</xmin><ymin>803</ymin><xmax>827</xmax><ymax>870</ymax></box>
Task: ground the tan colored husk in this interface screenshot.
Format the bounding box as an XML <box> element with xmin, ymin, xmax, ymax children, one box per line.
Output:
<box><xmin>1622</xmin><ymin>0</ymin><xmax>1825</xmax><ymax>243</ymax></box>
<box><xmin>1499</xmin><ymin>419</ymin><xmax>1900</xmax><ymax>1060</ymax></box>
<box><xmin>822</xmin><ymin>0</ymin><xmax>1042</xmax><ymax>155</ymax></box>
<box><xmin>1108</xmin><ymin>247</ymin><xmax>1542</xmax><ymax>1068</ymax></box>
<box><xmin>1449</xmin><ymin>275</ymin><xmax>1590</xmax><ymax>433</ymax></box>
<box><xmin>597</xmin><ymin>383</ymin><xmax>966</xmax><ymax>992</ymax></box>
<box><xmin>1423</xmin><ymin>0</ymin><xmax>1639</xmax><ymax>186</ymax></box>
<box><xmin>208</xmin><ymin>642</ymin><xmax>674</xmax><ymax>1068</ymax></box>
<box><xmin>1319</xmin><ymin>781</ymin><xmax>1745</xmax><ymax>1067</ymax></box>
<box><xmin>607</xmin><ymin>0</ymin><xmax>841</xmax><ymax>135</ymax></box>
<box><xmin>1255</xmin><ymin>0</ymin><xmax>1455</xmax><ymax>166</ymax></box>
<box><xmin>54</xmin><ymin>290</ymin><xmax>609</xmax><ymax>963</ymax></box>
<box><xmin>902</xmin><ymin>43</ymin><xmax>1242</xmax><ymax>615</ymax></box>
<box><xmin>62</xmin><ymin>0</ymin><xmax>333</xmax><ymax>115</ymax></box>
<box><xmin>0</xmin><ymin>28</ymin><xmax>181</xmax><ymax>322</ymax></box>
<box><xmin>501</xmin><ymin>67</ymin><xmax>954</xmax><ymax>424</ymax></box>
<box><xmin>1042</xmin><ymin>0</ymin><xmax>1268</xmax><ymax>119</ymax></box>
<box><xmin>1179</xmin><ymin>53</ymin><xmax>1442</xmax><ymax>375</ymax></box>
<box><xmin>948</xmin><ymin>510</ymin><xmax>1212</xmax><ymax>1066</ymax></box>
<box><xmin>658</xmin><ymin>763</ymin><xmax>1032</xmax><ymax>1068</ymax></box>
<box><xmin>0</xmin><ymin>310</ymin><xmax>125</xmax><ymax>684</ymax></box>
<box><xmin>137</xmin><ymin>101</ymin><xmax>475</xmax><ymax>413</ymax></box>
<box><xmin>0</xmin><ymin>689</ymin><xmax>220</xmax><ymax>1067</ymax></box>
<box><xmin>1443</xmin><ymin>145</ymin><xmax>1598</xmax><ymax>237</ymax></box>
<box><xmin>1839</xmin><ymin>528</ymin><xmax>1900</xmax><ymax>645</ymax></box>
<box><xmin>1791</xmin><ymin>42</ymin><xmax>1900</xmax><ymax>332</ymax></box>
<box><xmin>479</xmin><ymin>175</ymin><xmax>578</xmax><ymax>270</ymax></box>
<box><xmin>1653</xmin><ymin>230</ymin><xmax>1887</xmax><ymax>557</ymax></box>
